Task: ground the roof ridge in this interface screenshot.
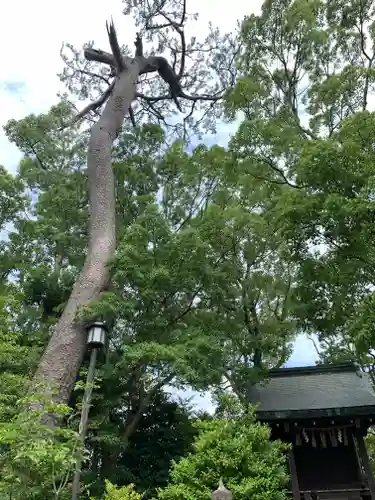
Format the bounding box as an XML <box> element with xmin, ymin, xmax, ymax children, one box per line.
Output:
<box><xmin>247</xmin><ymin>362</ymin><xmax>375</xmax><ymax>418</ymax></box>
<box><xmin>268</xmin><ymin>362</ymin><xmax>358</xmax><ymax>378</ymax></box>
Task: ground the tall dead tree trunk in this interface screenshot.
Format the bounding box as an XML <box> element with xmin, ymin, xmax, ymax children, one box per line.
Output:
<box><xmin>33</xmin><ymin>56</ymin><xmax>143</xmax><ymax>405</ymax></box>
<box><xmin>33</xmin><ymin>7</ymin><xmax>223</xmax><ymax>408</ymax></box>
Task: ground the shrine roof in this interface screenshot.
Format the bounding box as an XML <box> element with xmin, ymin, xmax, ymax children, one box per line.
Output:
<box><xmin>247</xmin><ymin>363</ymin><xmax>375</xmax><ymax>421</ymax></box>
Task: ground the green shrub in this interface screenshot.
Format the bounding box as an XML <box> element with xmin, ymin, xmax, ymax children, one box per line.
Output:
<box><xmin>156</xmin><ymin>396</ymin><xmax>289</xmax><ymax>500</ymax></box>
<box><xmin>0</xmin><ymin>392</ymin><xmax>79</xmax><ymax>499</ymax></box>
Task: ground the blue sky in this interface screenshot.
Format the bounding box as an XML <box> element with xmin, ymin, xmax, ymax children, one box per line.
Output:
<box><xmin>0</xmin><ymin>0</ymin><xmax>318</xmax><ymax>412</ymax></box>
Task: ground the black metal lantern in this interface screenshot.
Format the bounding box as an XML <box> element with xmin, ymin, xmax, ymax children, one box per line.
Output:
<box><xmin>72</xmin><ymin>321</ymin><xmax>109</xmax><ymax>500</ymax></box>
<box><xmin>86</xmin><ymin>321</ymin><xmax>107</xmax><ymax>348</ymax></box>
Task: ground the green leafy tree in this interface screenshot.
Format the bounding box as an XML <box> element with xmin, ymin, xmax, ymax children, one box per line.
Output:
<box><xmin>101</xmin><ymin>481</ymin><xmax>144</xmax><ymax>500</ymax></box>
<box><xmin>82</xmin><ymin>389</ymin><xmax>202</xmax><ymax>499</ymax></box>
<box><xmin>26</xmin><ymin>0</ymin><xmax>239</xmax><ymax>408</ymax></box>
<box><xmin>0</xmin><ymin>286</ymin><xmax>41</xmax><ymax>422</ymax></box>
<box><xmin>225</xmin><ymin>0</ymin><xmax>375</xmax><ymax>368</ymax></box>
<box><xmin>1</xmin><ymin>104</ymin><xmax>299</xmax><ymax>495</ymax></box>
<box><xmin>156</xmin><ymin>396</ymin><xmax>289</xmax><ymax>500</ymax></box>
<box><xmin>77</xmin><ymin>136</ymin><xmax>298</xmax><ymax>408</ymax></box>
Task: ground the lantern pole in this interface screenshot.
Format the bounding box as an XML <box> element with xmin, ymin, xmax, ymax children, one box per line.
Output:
<box><xmin>71</xmin><ymin>322</ymin><xmax>108</xmax><ymax>500</ymax></box>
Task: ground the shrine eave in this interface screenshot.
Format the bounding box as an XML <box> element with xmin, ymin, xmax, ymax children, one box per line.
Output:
<box><xmin>247</xmin><ymin>362</ymin><xmax>375</xmax><ymax>422</ymax></box>
<box><xmin>256</xmin><ymin>404</ymin><xmax>375</xmax><ymax>422</ymax></box>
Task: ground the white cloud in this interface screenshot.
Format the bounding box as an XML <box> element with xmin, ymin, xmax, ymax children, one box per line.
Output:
<box><xmin>0</xmin><ymin>0</ymin><xmax>320</xmax><ymax>412</ymax></box>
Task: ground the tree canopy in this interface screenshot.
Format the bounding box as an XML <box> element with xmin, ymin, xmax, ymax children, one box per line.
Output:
<box><xmin>2</xmin><ymin>0</ymin><xmax>375</xmax><ymax>496</ymax></box>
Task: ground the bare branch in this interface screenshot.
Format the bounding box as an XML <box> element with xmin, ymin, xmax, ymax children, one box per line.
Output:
<box><xmin>106</xmin><ymin>19</ymin><xmax>126</xmax><ymax>72</ymax></box>
<box><xmin>179</xmin><ymin>0</ymin><xmax>187</xmax><ymax>27</ymax></box>
<box><xmin>84</xmin><ymin>44</ymin><xmax>211</xmax><ymax>113</ymax></box>
<box><xmin>135</xmin><ymin>91</ymin><xmax>169</xmax><ymax>101</ymax></box>
<box><xmin>64</xmin><ymin>8</ymin><xmax>233</xmax><ymax>135</ymax></box>
<box><xmin>129</xmin><ymin>105</ymin><xmax>137</xmax><ymax>127</ymax></box>
<box><xmin>261</xmin><ymin>155</ymin><xmax>302</xmax><ymax>189</ymax></box>
<box><xmin>148</xmin><ymin>57</ymin><xmax>183</xmax><ymax>111</ymax></box>
<box><xmin>84</xmin><ymin>48</ymin><xmax>115</xmax><ymax>67</ymax></box>
<box><xmin>308</xmin><ymin>334</ymin><xmax>321</xmax><ymax>358</ymax></box>
<box><xmin>181</xmin><ymin>91</ymin><xmax>222</xmax><ymax>102</ymax></box>
<box><xmin>158</xmin><ymin>4</ymin><xmax>187</xmax><ymax>79</ymax></box>
<box><xmin>65</xmin><ymin>81</ymin><xmax>115</xmax><ymax>128</ymax></box>
<box><xmin>78</xmin><ymin>69</ymin><xmax>111</xmax><ymax>85</ymax></box>
<box><xmin>134</xmin><ymin>32</ymin><xmax>144</xmax><ymax>57</ymax></box>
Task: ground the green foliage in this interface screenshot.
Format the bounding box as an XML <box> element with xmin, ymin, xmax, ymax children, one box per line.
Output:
<box><xmin>76</xmin><ymin>128</ymin><xmax>296</xmax><ymax>404</ymax></box>
<box><xmin>0</xmin><ymin>288</ymin><xmax>42</xmax><ymax>422</ymax></box>
<box><xmin>4</xmin><ymin>101</ymin><xmax>80</xmax><ymax>174</ymax></box>
<box><xmin>0</xmin><ymin>392</ymin><xmax>79</xmax><ymax>499</ymax></box>
<box><xmin>82</xmin><ymin>390</ymin><xmax>200</xmax><ymax>499</ymax></box>
<box><xmin>366</xmin><ymin>433</ymin><xmax>375</xmax><ymax>477</ymax></box>
<box><xmin>23</xmin><ymin>266</ymin><xmax>76</xmax><ymax>321</ymax></box>
<box><xmin>157</xmin><ymin>396</ymin><xmax>289</xmax><ymax>500</ymax></box>
<box><xmin>102</xmin><ymin>482</ymin><xmax>144</xmax><ymax>500</ymax></box>
<box><xmin>224</xmin><ymin>0</ymin><xmax>375</xmax><ymax>374</ymax></box>
<box><xmin>0</xmin><ymin>164</ymin><xmax>27</xmax><ymax>234</ymax></box>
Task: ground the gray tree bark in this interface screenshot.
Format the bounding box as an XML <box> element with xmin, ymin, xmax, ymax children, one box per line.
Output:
<box><xmin>33</xmin><ymin>60</ymin><xmax>142</xmax><ymax>405</ymax></box>
<box><xmin>32</xmin><ymin>10</ymin><xmax>222</xmax><ymax>410</ymax></box>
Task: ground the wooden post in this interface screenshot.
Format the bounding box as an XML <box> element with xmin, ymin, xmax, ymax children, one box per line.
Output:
<box><xmin>288</xmin><ymin>446</ymin><xmax>301</xmax><ymax>500</ymax></box>
<box><xmin>356</xmin><ymin>434</ymin><xmax>375</xmax><ymax>500</ymax></box>
<box><xmin>212</xmin><ymin>479</ymin><xmax>232</xmax><ymax>500</ymax></box>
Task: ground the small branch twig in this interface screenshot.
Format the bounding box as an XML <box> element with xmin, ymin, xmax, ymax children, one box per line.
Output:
<box><xmin>63</xmin><ymin>81</ymin><xmax>115</xmax><ymax>128</ymax></box>
<box><xmin>158</xmin><ymin>0</ymin><xmax>187</xmax><ymax>79</ymax></box>
<box><xmin>78</xmin><ymin>69</ymin><xmax>111</xmax><ymax>85</ymax></box>
<box><xmin>134</xmin><ymin>32</ymin><xmax>143</xmax><ymax>57</ymax></box>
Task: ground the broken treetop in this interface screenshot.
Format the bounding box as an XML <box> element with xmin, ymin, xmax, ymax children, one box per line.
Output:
<box><xmin>248</xmin><ymin>363</ymin><xmax>375</xmax><ymax>421</ymax></box>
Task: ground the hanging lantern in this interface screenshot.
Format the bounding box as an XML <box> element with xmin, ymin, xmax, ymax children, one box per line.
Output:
<box><xmin>86</xmin><ymin>322</ymin><xmax>108</xmax><ymax>348</ymax></box>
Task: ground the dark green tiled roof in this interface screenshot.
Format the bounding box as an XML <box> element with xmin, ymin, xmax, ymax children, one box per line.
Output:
<box><xmin>247</xmin><ymin>363</ymin><xmax>375</xmax><ymax>420</ymax></box>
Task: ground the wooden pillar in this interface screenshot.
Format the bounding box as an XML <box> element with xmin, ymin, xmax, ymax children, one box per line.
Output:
<box><xmin>288</xmin><ymin>446</ymin><xmax>301</xmax><ymax>500</ymax></box>
<box><xmin>356</xmin><ymin>433</ymin><xmax>375</xmax><ymax>500</ymax></box>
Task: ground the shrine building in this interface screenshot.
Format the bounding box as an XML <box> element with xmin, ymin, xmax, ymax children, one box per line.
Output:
<box><xmin>248</xmin><ymin>363</ymin><xmax>375</xmax><ymax>500</ymax></box>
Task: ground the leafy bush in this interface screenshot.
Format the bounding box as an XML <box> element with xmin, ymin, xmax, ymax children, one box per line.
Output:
<box><xmin>156</xmin><ymin>396</ymin><xmax>289</xmax><ymax>500</ymax></box>
<box><xmin>101</xmin><ymin>481</ymin><xmax>144</xmax><ymax>500</ymax></box>
<box><xmin>0</xmin><ymin>392</ymin><xmax>79</xmax><ymax>499</ymax></box>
